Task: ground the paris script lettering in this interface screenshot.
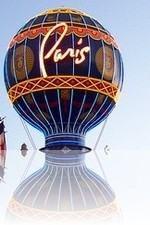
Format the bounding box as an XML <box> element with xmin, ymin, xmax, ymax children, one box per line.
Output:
<box><xmin>40</xmin><ymin>22</ymin><xmax>90</xmax><ymax>78</ymax></box>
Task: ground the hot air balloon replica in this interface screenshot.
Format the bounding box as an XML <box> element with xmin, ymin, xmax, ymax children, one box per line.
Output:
<box><xmin>4</xmin><ymin>7</ymin><xmax>123</xmax><ymax>224</ymax></box>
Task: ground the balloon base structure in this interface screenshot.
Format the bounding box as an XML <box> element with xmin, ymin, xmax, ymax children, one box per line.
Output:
<box><xmin>5</xmin><ymin>148</ymin><xmax>121</xmax><ymax>225</ymax></box>
<box><xmin>4</xmin><ymin>6</ymin><xmax>124</xmax><ymax>225</ymax></box>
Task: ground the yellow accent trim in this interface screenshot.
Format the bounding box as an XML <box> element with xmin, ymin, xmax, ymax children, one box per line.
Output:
<box><xmin>19</xmin><ymin>21</ymin><xmax>107</xmax><ymax>37</ymax></box>
<box><xmin>9</xmin><ymin>25</ymin><xmax>117</xmax><ymax>49</ymax></box>
<box><xmin>37</xmin><ymin>7</ymin><xmax>89</xmax><ymax>17</ymax></box>
<box><xmin>8</xmin><ymin>76</ymin><xmax>120</xmax><ymax>104</ymax></box>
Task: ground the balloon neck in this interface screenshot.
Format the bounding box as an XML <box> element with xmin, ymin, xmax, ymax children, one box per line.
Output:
<box><xmin>40</xmin><ymin>133</ymin><xmax>91</xmax><ymax>154</ymax></box>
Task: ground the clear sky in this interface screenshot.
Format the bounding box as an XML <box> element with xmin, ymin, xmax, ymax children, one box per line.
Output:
<box><xmin>0</xmin><ymin>0</ymin><xmax>150</xmax><ymax>224</ymax></box>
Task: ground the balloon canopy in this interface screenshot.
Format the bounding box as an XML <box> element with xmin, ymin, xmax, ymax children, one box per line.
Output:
<box><xmin>4</xmin><ymin>8</ymin><xmax>123</xmax><ymax>150</ymax></box>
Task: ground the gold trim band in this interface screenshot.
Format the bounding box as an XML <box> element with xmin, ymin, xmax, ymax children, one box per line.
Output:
<box><xmin>8</xmin><ymin>76</ymin><xmax>120</xmax><ymax>103</ymax></box>
<box><xmin>38</xmin><ymin>8</ymin><xmax>89</xmax><ymax>16</ymax></box>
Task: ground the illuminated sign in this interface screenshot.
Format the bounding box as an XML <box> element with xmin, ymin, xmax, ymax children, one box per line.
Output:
<box><xmin>40</xmin><ymin>22</ymin><xmax>90</xmax><ymax>78</ymax></box>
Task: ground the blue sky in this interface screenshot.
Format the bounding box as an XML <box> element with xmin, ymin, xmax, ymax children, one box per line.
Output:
<box><xmin>0</xmin><ymin>0</ymin><xmax>150</xmax><ymax>224</ymax></box>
